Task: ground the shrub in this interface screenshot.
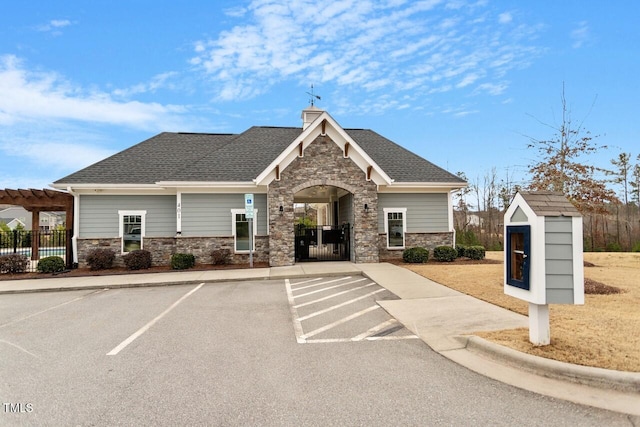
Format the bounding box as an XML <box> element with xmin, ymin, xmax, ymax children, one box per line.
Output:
<box><xmin>605</xmin><ymin>242</ymin><xmax>622</xmax><ymax>252</ymax></box>
<box><xmin>455</xmin><ymin>229</ymin><xmax>481</xmax><ymax>246</ymax></box>
<box><xmin>171</xmin><ymin>253</ymin><xmax>196</xmax><ymax>270</ymax></box>
<box><xmin>0</xmin><ymin>254</ymin><xmax>29</xmax><ymax>274</ymax></box>
<box><xmin>487</xmin><ymin>241</ymin><xmax>503</xmax><ymax>251</ymax></box>
<box><xmin>466</xmin><ymin>245</ymin><xmax>486</xmax><ymax>260</ymax></box>
<box><xmin>455</xmin><ymin>245</ymin><xmax>467</xmax><ymax>258</ymax></box>
<box><xmin>37</xmin><ymin>256</ymin><xmax>66</xmax><ymax>274</ymax></box>
<box><xmin>123</xmin><ymin>249</ymin><xmax>152</xmax><ymax>270</ymax></box>
<box><xmin>632</xmin><ymin>242</ymin><xmax>640</xmax><ymax>253</ymax></box>
<box><xmin>211</xmin><ymin>249</ymin><xmax>231</xmax><ymax>265</ymax></box>
<box><xmin>86</xmin><ymin>248</ymin><xmax>116</xmax><ymax>271</ymax></box>
<box><xmin>433</xmin><ymin>246</ymin><xmax>457</xmax><ymax>262</ymax></box>
<box><xmin>402</xmin><ymin>247</ymin><xmax>429</xmax><ymax>264</ymax></box>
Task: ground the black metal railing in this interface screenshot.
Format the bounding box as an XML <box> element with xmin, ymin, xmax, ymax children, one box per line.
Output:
<box><xmin>0</xmin><ymin>229</ymin><xmax>73</xmax><ymax>273</ymax></box>
<box><xmin>295</xmin><ymin>224</ymin><xmax>350</xmax><ymax>262</ymax></box>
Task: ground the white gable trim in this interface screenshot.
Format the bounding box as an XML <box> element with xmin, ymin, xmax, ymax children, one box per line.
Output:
<box><xmin>254</xmin><ymin>111</ymin><xmax>393</xmax><ymax>186</ymax></box>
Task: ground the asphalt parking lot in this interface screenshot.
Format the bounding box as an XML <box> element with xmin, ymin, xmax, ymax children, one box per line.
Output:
<box><xmin>0</xmin><ymin>279</ymin><xmax>632</xmax><ymax>426</ymax></box>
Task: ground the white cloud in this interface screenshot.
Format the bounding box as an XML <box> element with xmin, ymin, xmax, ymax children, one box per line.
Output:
<box><xmin>474</xmin><ymin>82</ymin><xmax>508</xmax><ymax>95</ymax></box>
<box><xmin>0</xmin><ymin>55</ymin><xmax>189</xmax><ymax>130</ymax></box>
<box><xmin>111</xmin><ymin>72</ymin><xmax>180</xmax><ymax>98</ymax></box>
<box><xmin>0</xmin><ymin>122</ymin><xmax>118</xmax><ymax>188</ymax></box>
<box><xmin>498</xmin><ymin>12</ymin><xmax>512</xmax><ymax>24</ymax></box>
<box><xmin>50</xmin><ymin>20</ymin><xmax>71</xmax><ymax>28</ymax></box>
<box><xmin>571</xmin><ymin>21</ymin><xmax>589</xmax><ymax>48</ymax></box>
<box><xmin>1</xmin><ymin>137</ymin><xmax>114</xmax><ymax>171</ymax></box>
<box><xmin>36</xmin><ymin>19</ymin><xmax>73</xmax><ymax>35</ymax></box>
<box><xmin>190</xmin><ymin>0</ymin><xmax>543</xmax><ymax>112</ymax></box>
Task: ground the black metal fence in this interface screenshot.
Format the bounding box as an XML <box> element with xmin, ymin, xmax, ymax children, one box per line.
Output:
<box><xmin>295</xmin><ymin>224</ymin><xmax>350</xmax><ymax>262</ymax></box>
<box><xmin>0</xmin><ymin>229</ymin><xmax>73</xmax><ymax>273</ymax></box>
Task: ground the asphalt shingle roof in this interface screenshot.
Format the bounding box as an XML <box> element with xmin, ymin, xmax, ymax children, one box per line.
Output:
<box><xmin>519</xmin><ymin>191</ymin><xmax>581</xmax><ymax>217</ymax></box>
<box><xmin>347</xmin><ymin>129</ymin><xmax>464</xmax><ymax>183</ymax></box>
<box><xmin>55</xmin><ymin>126</ymin><xmax>465</xmax><ymax>185</ymax></box>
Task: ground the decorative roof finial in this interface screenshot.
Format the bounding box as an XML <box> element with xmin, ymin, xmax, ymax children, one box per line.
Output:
<box><xmin>306</xmin><ymin>84</ymin><xmax>321</xmax><ymax>106</ymax></box>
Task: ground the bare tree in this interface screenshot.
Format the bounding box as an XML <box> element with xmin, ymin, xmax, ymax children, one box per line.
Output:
<box><xmin>453</xmin><ymin>171</ymin><xmax>473</xmax><ymax>232</ymax></box>
<box><xmin>525</xmin><ymin>84</ymin><xmax>619</xmax><ymax>250</ymax></box>
<box><xmin>526</xmin><ymin>84</ymin><xmax>617</xmax><ymax>211</ymax></box>
<box><xmin>607</xmin><ymin>152</ymin><xmax>633</xmax><ymax>249</ymax></box>
<box><xmin>631</xmin><ymin>155</ymin><xmax>640</xmax><ymax>207</ymax></box>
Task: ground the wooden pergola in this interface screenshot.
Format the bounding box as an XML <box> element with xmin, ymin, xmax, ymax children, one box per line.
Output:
<box><xmin>0</xmin><ymin>189</ymin><xmax>74</xmax><ymax>268</ymax></box>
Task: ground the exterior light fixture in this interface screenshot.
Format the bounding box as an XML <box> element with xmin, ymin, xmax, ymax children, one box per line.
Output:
<box><xmin>364</xmin><ymin>203</ymin><xmax>369</xmax><ymax>212</ymax></box>
<box><xmin>279</xmin><ymin>205</ymin><xmax>284</xmax><ymax>214</ymax></box>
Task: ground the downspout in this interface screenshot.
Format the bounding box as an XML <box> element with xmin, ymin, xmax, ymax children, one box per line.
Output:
<box><xmin>67</xmin><ymin>186</ymin><xmax>80</xmax><ymax>264</ymax></box>
<box><xmin>176</xmin><ymin>192</ymin><xmax>182</xmax><ymax>236</ymax></box>
<box><xmin>448</xmin><ymin>190</ymin><xmax>456</xmax><ymax>247</ymax></box>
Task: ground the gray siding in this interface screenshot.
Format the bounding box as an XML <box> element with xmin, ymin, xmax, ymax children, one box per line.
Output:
<box><xmin>511</xmin><ymin>206</ymin><xmax>528</xmax><ymax>222</ymax></box>
<box><xmin>338</xmin><ymin>193</ymin><xmax>353</xmax><ymax>225</ymax></box>
<box><xmin>545</xmin><ymin>216</ymin><xmax>574</xmax><ymax>304</ymax></box>
<box><xmin>181</xmin><ymin>193</ymin><xmax>267</xmax><ymax>237</ymax></box>
<box><xmin>79</xmin><ymin>195</ymin><xmax>175</xmax><ymax>238</ymax></box>
<box><xmin>377</xmin><ymin>193</ymin><xmax>448</xmax><ymax>233</ymax></box>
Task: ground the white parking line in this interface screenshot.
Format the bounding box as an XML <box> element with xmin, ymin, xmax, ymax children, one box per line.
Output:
<box><xmin>107</xmin><ymin>283</ymin><xmax>204</xmax><ymax>356</ymax></box>
<box><xmin>305</xmin><ymin>336</ymin><xmax>419</xmax><ymax>344</ymax></box>
<box><xmin>366</xmin><ymin>335</ymin><xmax>419</xmax><ymax>341</ymax></box>
<box><xmin>291</xmin><ymin>276</ymin><xmax>353</xmax><ymax>292</ymax></box>
<box><xmin>294</xmin><ymin>282</ymin><xmax>376</xmax><ymax>309</ymax></box>
<box><xmin>293</xmin><ymin>277</ymin><xmax>367</xmax><ymax>299</ymax></box>
<box><xmin>300</xmin><ymin>305</ymin><xmax>380</xmax><ymax>340</ymax></box>
<box><xmin>285</xmin><ymin>279</ymin><xmax>305</xmax><ymax>344</ymax></box>
<box><xmin>0</xmin><ymin>289</ymin><xmax>109</xmax><ymax>329</ymax></box>
<box><xmin>289</xmin><ymin>277</ymin><xmax>323</xmax><ymax>287</ymax></box>
<box><xmin>351</xmin><ymin>319</ymin><xmax>398</xmax><ymax>341</ymax></box>
<box><xmin>0</xmin><ymin>339</ymin><xmax>39</xmax><ymax>358</ymax></box>
<box><xmin>297</xmin><ymin>289</ymin><xmax>386</xmax><ymax>321</ymax></box>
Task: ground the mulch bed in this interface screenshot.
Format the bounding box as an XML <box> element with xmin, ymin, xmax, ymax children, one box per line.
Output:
<box><xmin>382</xmin><ymin>257</ymin><xmax>501</xmax><ymax>265</ymax></box>
<box><xmin>584</xmin><ymin>278</ymin><xmax>624</xmax><ymax>295</ymax></box>
<box><xmin>0</xmin><ymin>263</ymin><xmax>270</xmax><ymax>281</ymax></box>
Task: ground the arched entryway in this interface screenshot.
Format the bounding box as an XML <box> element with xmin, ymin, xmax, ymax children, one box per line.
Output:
<box><xmin>292</xmin><ymin>184</ymin><xmax>352</xmax><ymax>262</ymax></box>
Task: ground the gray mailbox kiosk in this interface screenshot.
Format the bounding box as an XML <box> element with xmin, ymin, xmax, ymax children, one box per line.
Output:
<box><xmin>503</xmin><ymin>191</ymin><xmax>584</xmax><ymax>345</ymax></box>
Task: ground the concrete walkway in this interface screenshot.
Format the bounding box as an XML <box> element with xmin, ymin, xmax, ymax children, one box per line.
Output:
<box><xmin>1</xmin><ymin>262</ymin><xmax>639</xmax><ymax>416</ymax></box>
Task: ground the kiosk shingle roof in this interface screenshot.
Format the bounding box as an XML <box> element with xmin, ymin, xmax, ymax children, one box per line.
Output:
<box><xmin>519</xmin><ymin>191</ymin><xmax>581</xmax><ymax>217</ymax></box>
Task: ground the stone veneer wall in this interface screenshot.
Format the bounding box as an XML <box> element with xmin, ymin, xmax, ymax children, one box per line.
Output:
<box><xmin>268</xmin><ymin>135</ymin><xmax>379</xmax><ymax>266</ymax></box>
<box><xmin>77</xmin><ymin>236</ymin><xmax>269</xmax><ymax>268</ymax></box>
<box><xmin>377</xmin><ymin>232</ymin><xmax>454</xmax><ymax>260</ymax></box>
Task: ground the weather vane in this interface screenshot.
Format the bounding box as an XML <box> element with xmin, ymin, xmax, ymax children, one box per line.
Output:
<box><xmin>306</xmin><ymin>84</ymin><xmax>321</xmax><ymax>106</ymax></box>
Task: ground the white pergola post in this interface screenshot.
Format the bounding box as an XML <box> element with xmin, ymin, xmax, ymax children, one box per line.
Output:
<box><xmin>528</xmin><ymin>303</ymin><xmax>550</xmax><ymax>345</ymax></box>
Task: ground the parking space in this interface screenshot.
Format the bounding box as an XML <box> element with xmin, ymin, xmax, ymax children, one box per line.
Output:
<box><xmin>285</xmin><ymin>276</ymin><xmax>418</xmax><ymax>343</ymax></box>
<box><xmin>0</xmin><ymin>279</ymin><xmax>630</xmax><ymax>426</ymax></box>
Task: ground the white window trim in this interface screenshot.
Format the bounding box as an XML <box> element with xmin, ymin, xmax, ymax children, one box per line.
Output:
<box><xmin>118</xmin><ymin>210</ymin><xmax>146</xmax><ymax>254</ymax></box>
<box><xmin>231</xmin><ymin>208</ymin><xmax>258</xmax><ymax>253</ymax></box>
<box><xmin>383</xmin><ymin>207</ymin><xmax>407</xmax><ymax>250</ymax></box>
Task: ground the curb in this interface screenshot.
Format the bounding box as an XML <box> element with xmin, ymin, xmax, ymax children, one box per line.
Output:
<box><xmin>0</xmin><ymin>270</ymin><xmax>364</xmax><ymax>295</ymax></box>
<box><xmin>0</xmin><ymin>276</ymin><xmax>273</xmax><ymax>295</ymax></box>
<box><xmin>457</xmin><ymin>335</ymin><xmax>640</xmax><ymax>393</ymax></box>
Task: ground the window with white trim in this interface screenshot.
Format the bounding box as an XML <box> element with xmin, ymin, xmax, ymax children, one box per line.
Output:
<box><xmin>231</xmin><ymin>209</ymin><xmax>257</xmax><ymax>252</ymax></box>
<box><xmin>384</xmin><ymin>208</ymin><xmax>407</xmax><ymax>249</ymax></box>
<box><xmin>118</xmin><ymin>210</ymin><xmax>146</xmax><ymax>254</ymax></box>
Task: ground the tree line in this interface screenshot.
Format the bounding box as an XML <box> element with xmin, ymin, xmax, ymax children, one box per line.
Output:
<box><xmin>454</xmin><ymin>86</ymin><xmax>640</xmax><ymax>252</ymax></box>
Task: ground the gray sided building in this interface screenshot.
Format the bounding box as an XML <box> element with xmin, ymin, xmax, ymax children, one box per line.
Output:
<box><xmin>53</xmin><ymin>107</ymin><xmax>467</xmax><ymax>267</ymax></box>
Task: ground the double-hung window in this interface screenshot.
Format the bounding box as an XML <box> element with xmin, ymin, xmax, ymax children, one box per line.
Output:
<box><xmin>118</xmin><ymin>210</ymin><xmax>146</xmax><ymax>254</ymax></box>
<box><xmin>384</xmin><ymin>208</ymin><xmax>407</xmax><ymax>249</ymax></box>
<box><xmin>231</xmin><ymin>209</ymin><xmax>257</xmax><ymax>252</ymax></box>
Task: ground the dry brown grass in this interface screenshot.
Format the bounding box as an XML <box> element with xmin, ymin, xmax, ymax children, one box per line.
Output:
<box><xmin>404</xmin><ymin>251</ymin><xmax>640</xmax><ymax>372</ymax></box>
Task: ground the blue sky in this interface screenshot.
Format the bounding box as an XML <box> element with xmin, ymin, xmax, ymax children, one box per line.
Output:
<box><xmin>1</xmin><ymin>0</ymin><xmax>638</xmax><ymax>192</ymax></box>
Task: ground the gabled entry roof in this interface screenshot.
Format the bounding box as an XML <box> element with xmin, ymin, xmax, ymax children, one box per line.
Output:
<box><xmin>53</xmin><ymin>110</ymin><xmax>465</xmax><ymax>188</ymax></box>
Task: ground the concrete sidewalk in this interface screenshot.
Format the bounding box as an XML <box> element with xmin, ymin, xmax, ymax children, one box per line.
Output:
<box><xmin>1</xmin><ymin>262</ymin><xmax>639</xmax><ymax>416</ymax></box>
